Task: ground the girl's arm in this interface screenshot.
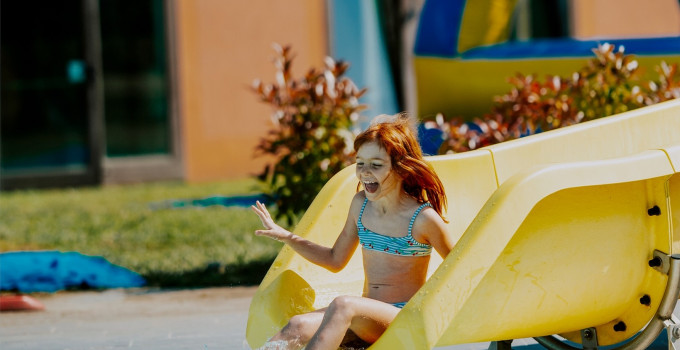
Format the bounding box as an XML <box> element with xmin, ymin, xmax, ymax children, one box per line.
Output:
<box><xmin>415</xmin><ymin>208</ymin><xmax>455</xmax><ymax>259</ymax></box>
<box><xmin>251</xmin><ymin>194</ymin><xmax>362</xmax><ymax>272</ymax></box>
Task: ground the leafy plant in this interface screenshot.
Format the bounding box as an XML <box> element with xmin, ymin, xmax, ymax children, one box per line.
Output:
<box><xmin>432</xmin><ymin>72</ymin><xmax>579</xmax><ymax>153</ymax></box>
<box><xmin>433</xmin><ymin>43</ymin><xmax>679</xmax><ymax>154</ymax></box>
<box><xmin>571</xmin><ymin>43</ymin><xmax>646</xmax><ymax>120</ymax></box>
<box><xmin>252</xmin><ymin>44</ymin><xmax>366</xmax><ymax>224</ymax></box>
<box><xmin>645</xmin><ymin>61</ymin><xmax>680</xmax><ymax>104</ymax></box>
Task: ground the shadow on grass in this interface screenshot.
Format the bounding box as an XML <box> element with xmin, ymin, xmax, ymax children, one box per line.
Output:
<box><xmin>143</xmin><ymin>257</ymin><xmax>275</xmax><ymax>288</ymax></box>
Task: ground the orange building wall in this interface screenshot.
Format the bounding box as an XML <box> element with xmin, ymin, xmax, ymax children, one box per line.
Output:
<box><xmin>174</xmin><ymin>0</ymin><xmax>328</xmax><ymax>182</ymax></box>
<box><xmin>570</xmin><ymin>0</ymin><xmax>680</xmax><ymax>39</ymax></box>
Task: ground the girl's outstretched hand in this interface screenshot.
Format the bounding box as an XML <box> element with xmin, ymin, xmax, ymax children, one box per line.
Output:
<box><xmin>251</xmin><ymin>201</ymin><xmax>292</xmax><ymax>241</ymax></box>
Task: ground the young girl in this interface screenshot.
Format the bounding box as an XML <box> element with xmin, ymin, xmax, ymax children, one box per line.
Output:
<box><xmin>251</xmin><ymin>113</ymin><xmax>454</xmax><ymax>350</ymax></box>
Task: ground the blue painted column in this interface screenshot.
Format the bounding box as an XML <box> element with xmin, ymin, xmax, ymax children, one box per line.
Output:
<box><xmin>327</xmin><ymin>0</ymin><xmax>399</xmax><ymax>128</ymax></box>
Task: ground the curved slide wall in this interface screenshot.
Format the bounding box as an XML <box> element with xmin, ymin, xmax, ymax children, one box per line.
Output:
<box><xmin>246</xmin><ymin>99</ymin><xmax>680</xmax><ymax>348</ymax></box>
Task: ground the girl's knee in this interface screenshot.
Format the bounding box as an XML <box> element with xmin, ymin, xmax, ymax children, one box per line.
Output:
<box><xmin>327</xmin><ymin>295</ymin><xmax>358</xmax><ymax>319</ymax></box>
<box><xmin>282</xmin><ymin>314</ymin><xmax>319</xmax><ymax>342</ymax></box>
<box><xmin>286</xmin><ymin>314</ymin><xmax>310</xmax><ymax>332</ymax></box>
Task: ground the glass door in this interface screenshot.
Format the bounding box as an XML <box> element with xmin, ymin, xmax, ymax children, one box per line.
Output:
<box><xmin>100</xmin><ymin>0</ymin><xmax>171</xmax><ymax>158</ymax></box>
<box><xmin>1</xmin><ymin>0</ymin><xmax>101</xmax><ymax>188</ymax></box>
<box><xmin>1</xmin><ymin>0</ymin><xmax>177</xmax><ymax>189</ymax></box>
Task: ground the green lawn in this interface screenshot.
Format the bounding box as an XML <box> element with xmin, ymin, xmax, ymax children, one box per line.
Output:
<box><xmin>0</xmin><ymin>179</ymin><xmax>285</xmax><ymax>287</ymax></box>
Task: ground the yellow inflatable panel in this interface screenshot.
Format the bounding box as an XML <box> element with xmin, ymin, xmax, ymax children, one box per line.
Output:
<box><xmin>456</xmin><ymin>0</ymin><xmax>517</xmax><ymax>54</ymax></box>
<box><xmin>414</xmin><ymin>55</ymin><xmax>680</xmax><ymax>119</ymax></box>
<box><xmin>246</xmin><ymin>99</ymin><xmax>680</xmax><ymax>349</ymax></box>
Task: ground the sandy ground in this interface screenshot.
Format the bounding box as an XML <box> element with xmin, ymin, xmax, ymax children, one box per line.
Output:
<box><xmin>0</xmin><ymin>287</ymin><xmax>672</xmax><ymax>350</ymax></box>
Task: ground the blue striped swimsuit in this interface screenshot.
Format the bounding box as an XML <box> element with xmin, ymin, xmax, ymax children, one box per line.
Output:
<box><xmin>391</xmin><ymin>301</ymin><xmax>407</xmax><ymax>309</ymax></box>
<box><xmin>357</xmin><ymin>198</ymin><xmax>433</xmax><ymax>257</ymax></box>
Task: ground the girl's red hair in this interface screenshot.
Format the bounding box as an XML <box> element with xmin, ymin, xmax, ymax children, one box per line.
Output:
<box><xmin>353</xmin><ymin>113</ymin><xmax>448</xmax><ymax>220</ymax></box>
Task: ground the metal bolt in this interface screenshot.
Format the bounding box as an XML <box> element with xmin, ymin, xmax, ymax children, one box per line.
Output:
<box><xmin>583</xmin><ymin>329</ymin><xmax>593</xmax><ymax>340</ymax></box>
<box><xmin>672</xmin><ymin>326</ymin><xmax>680</xmax><ymax>339</ymax></box>
<box><xmin>648</xmin><ymin>205</ymin><xmax>661</xmax><ymax>216</ymax></box>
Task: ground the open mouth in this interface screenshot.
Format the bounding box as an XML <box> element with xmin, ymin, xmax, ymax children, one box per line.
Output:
<box><xmin>363</xmin><ymin>181</ymin><xmax>379</xmax><ymax>193</ymax></box>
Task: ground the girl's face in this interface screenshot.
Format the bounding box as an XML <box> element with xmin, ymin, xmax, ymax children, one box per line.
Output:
<box><xmin>355</xmin><ymin>141</ymin><xmax>401</xmax><ymax>200</ymax></box>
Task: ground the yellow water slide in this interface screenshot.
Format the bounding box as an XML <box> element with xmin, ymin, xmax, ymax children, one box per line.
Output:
<box><xmin>246</xmin><ymin>99</ymin><xmax>680</xmax><ymax>349</ymax></box>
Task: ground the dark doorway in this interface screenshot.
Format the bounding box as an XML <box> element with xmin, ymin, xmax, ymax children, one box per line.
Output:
<box><xmin>1</xmin><ymin>0</ymin><xmax>175</xmax><ymax>189</ymax></box>
<box><xmin>1</xmin><ymin>0</ymin><xmax>97</xmax><ymax>187</ymax></box>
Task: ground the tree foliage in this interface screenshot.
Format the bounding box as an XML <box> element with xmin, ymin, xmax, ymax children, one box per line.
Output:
<box><xmin>252</xmin><ymin>44</ymin><xmax>366</xmax><ymax>224</ymax></box>
<box><xmin>432</xmin><ymin>43</ymin><xmax>680</xmax><ymax>154</ymax></box>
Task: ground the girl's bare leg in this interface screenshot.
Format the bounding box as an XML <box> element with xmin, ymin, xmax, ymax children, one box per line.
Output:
<box><xmin>306</xmin><ymin>296</ymin><xmax>401</xmax><ymax>350</ymax></box>
<box><xmin>261</xmin><ymin>309</ymin><xmax>326</xmax><ymax>349</ymax></box>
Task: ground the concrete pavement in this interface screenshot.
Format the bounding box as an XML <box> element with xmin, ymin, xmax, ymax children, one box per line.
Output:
<box><xmin>0</xmin><ymin>287</ymin><xmax>254</xmax><ymax>350</ymax></box>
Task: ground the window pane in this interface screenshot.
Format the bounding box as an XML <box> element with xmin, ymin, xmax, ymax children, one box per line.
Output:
<box><xmin>1</xmin><ymin>0</ymin><xmax>90</xmax><ymax>174</ymax></box>
<box><xmin>100</xmin><ymin>0</ymin><xmax>170</xmax><ymax>157</ymax></box>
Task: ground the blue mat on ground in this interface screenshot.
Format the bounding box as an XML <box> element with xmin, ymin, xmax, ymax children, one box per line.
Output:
<box><xmin>0</xmin><ymin>251</ymin><xmax>146</xmax><ymax>293</ymax></box>
<box><xmin>150</xmin><ymin>193</ymin><xmax>270</xmax><ymax>210</ymax></box>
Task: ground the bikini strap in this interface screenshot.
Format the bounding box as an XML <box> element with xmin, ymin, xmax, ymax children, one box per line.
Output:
<box><xmin>358</xmin><ymin>198</ymin><xmax>369</xmax><ymax>227</ymax></box>
<box><xmin>408</xmin><ymin>202</ymin><xmax>432</xmax><ymax>236</ymax></box>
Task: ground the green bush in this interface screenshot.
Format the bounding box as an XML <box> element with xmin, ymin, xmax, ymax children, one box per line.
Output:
<box><xmin>252</xmin><ymin>44</ymin><xmax>366</xmax><ymax>224</ymax></box>
<box><xmin>433</xmin><ymin>43</ymin><xmax>680</xmax><ymax>154</ymax></box>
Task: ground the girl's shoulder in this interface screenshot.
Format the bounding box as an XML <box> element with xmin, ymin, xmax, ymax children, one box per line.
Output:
<box><xmin>416</xmin><ymin>204</ymin><xmax>442</xmax><ymax>221</ymax></box>
<box><xmin>412</xmin><ymin>203</ymin><xmax>447</xmax><ymax>231</ymax></box>
<box><xmin>347</xmin><ymin>191</ymin><xmax>368</xmax><ymax>220</ymax></box>
<box><xmin>352</xmin><ymin>190</ymin><xmax>367</xmax><ymax>205</ymax></box>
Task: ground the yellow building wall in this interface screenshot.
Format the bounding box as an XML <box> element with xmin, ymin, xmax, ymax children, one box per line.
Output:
<box><xmin>174</xmin><ymin>0</ymin><xmax>328</xmax><ymax>182</ymax></box>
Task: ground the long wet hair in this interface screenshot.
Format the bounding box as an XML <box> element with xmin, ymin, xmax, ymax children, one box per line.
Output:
<box><xmin>353</xmin><ymin>113</ymin><xmax>448</xmax><ymax>220</ymax></box>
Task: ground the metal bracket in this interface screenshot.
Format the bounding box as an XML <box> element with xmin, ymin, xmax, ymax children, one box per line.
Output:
<box><xmin>665</xmin><ymin>314</ymin><xmax>680</xmax><ymax>350</ymax></box>
<box><xmin>488</xmin><ymin>340</ymin><xmax>513</xmax><ymax>350</ymax></box>
<box><xmin>581</xmin><ymin>328</ymin><xmax>598</xmax><ymax>350</ymax></box>
<box><xmin>650</xmin><ymin>250</ymin><xmax>671</xmax><ymax>275</ymax></box>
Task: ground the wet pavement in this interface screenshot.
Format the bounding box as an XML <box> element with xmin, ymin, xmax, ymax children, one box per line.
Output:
<box><xmin>0</xmin><ymin>287</ymin><xmax>255</xmax><ymax>350</ymax></box>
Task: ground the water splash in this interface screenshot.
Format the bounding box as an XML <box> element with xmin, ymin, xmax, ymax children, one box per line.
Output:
<box><xmin>242</xmin><ymin>336</ymin><xmax>367</xmax><ymax>349</ymax></box>
<box><xmin>254</xmin><ymin>339</ymin><xmax>302</xmax><ymax>350</ymax></box>
<box><xmin>242</xmin><ymin>336</ymin><xmax>304</xmax><ymax>350</ymax></box>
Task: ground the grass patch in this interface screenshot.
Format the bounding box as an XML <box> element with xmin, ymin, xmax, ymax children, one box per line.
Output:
<box><xmin>0</xmin><ymin>179</ymin><xmax>285</xmax><ymax>288</ymax></box>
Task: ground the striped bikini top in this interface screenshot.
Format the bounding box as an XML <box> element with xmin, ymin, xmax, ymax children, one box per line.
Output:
<box><xmin>357</xmin><ymin>198</ymin><xmax>433</xmax><ymax>257</ymax></box>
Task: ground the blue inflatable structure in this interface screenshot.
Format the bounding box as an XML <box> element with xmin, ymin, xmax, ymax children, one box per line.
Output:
<box><xmin>413</xmin><ymin>0</ymin><xmax>680</xmax><ymax>119</ymax></box>
<box><xmin>0</xmin><ymin>251</ymin><xmax>146</xmax><ymax>293</ymax></box>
